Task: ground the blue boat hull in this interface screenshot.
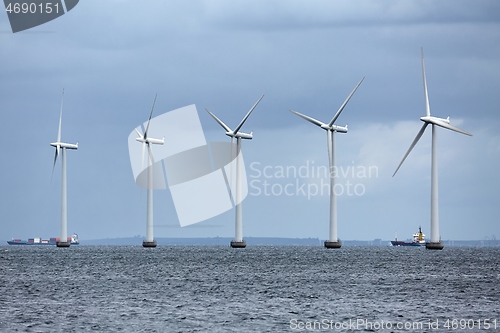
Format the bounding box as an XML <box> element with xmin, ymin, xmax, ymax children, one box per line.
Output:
<box><xmin>391</xmin><ymin>241</ymin><xmax>425</xmax><ymax>247</ymax></box>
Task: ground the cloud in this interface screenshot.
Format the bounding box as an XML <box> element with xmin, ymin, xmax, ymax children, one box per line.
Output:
<box><xmin>201</xmin><ymin>0</ymin><xmax>500</xmax><ymax>31</ymax></box>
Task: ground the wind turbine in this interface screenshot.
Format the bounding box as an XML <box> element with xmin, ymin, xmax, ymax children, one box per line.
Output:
<box><xmin>50</xmin><ymin>89</ymin><xmax>78</xmax><ymax>248</ymax></box>
<box><xmin>290</xmin><ymin>78</ymin><xmax>364</xmax><ymax>249</ymax></box>
<box><xmin>205</xmin><ymin>95</ymin><xmax>264</xmax><ymax>248</ymax></box>
<box><xmin>135</xmin><ymin>94</ymin><xmax>164</xmax><ymax>248</ymax></box>
<box><xmin>393</xmin><ymin>49</ymin><xmax>472</xmax><ymax>250</ymax></box>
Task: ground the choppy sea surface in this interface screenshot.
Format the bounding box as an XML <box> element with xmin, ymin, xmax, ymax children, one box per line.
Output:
<box><xmin>0</xmin><ymin>246</ymin><xmax>499</xmax><ymax>332</ymax></box>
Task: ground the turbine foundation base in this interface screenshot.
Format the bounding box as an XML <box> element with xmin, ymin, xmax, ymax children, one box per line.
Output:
<box><xmin>230</xmin><ymin>240</ymin><xmax>246</xmax><ymax>248</ymax></box>
<box><xmin>426</xmin><ymin>242</ymin><xmax>444</xmax><ymax>250</ymax></box>
<box><xmin>142</xmin><ymin>240</ymin><xmax>157</xmax><ymax>248</ymax></box>
<box><xmin>56</xmin><ymin>241</ymin><xmax>71</xmax><ymax>248</ymax></box>
<box><xmin>324</xmin><ymin>240</ymin><xmax>342</xmax><ymax>249</ymax></box>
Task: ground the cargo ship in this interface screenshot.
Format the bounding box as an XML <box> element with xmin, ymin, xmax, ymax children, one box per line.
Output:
<box><xmin>7</xmin><ymin>233</ymin><xmax>79</xmax><ymax>245</ymax></box>
<box><xmin>391</xmin><ymin>227</ymin><xmax>425</xmax><ymax>246</ymax></box>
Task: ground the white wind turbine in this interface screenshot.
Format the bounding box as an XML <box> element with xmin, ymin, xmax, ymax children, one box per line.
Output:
<box><xmin>393</xmin><ymin>49</ymin><xmax>472</xmax><ymax>250</ymax></box>
<box><xmin>205</xmin><ymin>95</ymin><xmax>264</xmax><ymax>248</ymax></box>
<box><xmin>50</xmin><ymin>89</ymin><xmax>78</xmax><ymax>248</ymax></box>
<box><xmin>290</xmin><ymin>78</ymin><xmax>364</xmax><ymax>249</ymax></box>
<box><xmin>135</xmin><ymin>94</ymin><xmax>164</xmax><ymax>248</ymax></box>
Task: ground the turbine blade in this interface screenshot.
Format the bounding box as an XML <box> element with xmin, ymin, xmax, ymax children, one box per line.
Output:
<box><xmin>51</xmin><ymin>149</ymin><xmax>58</xmax><ymax>182</ymax></box>
<box><xmin>289</xmin><ymin>110</ymin><xmax>326</xmax><ymax>128</ymax></box>
<box><xmin>329</xmin><ymin>77</ymin><xmax>364</xmax><ymax>127</ymax></box>
<box><xmin>430</xmin><ymin>118</ymin><xmax>473</xmax><ymax>136</ymax></box>
<box><xmin>57</xmin><ymin>88</ymin><xmax>64</xmax><ymax>142</ymax></box>
<box><xmin>229</xmin><ymin>137</ymin><xmax>235</xmax><ymax>197</ymax></box>
<box><xmin>148</xmin><ymin>144</ymin><xmax>154</xmax><ymax>166</ymax></box>
<box><xmin>134</xmin><ymin>128</ymin><xmax>143</xmax><ymax>138</ymax></box>
<box><xmin>422</xmin><ymin>48</ymin><xmax>431</xmax><ymax>117</ymax></box>
<box><xmin>233</xmin><ymin>94</ymin><xmax>264</xmax><ymax>134</ymax></box>
<box><xmin>141</xmin><ymin>142</ymin><xmax>146</xmax><ymax>171</ymax></box>
<box><xmin>144</xmin><ymin>93</ymin><xmax>157</xmax><ymax>139</ymax></box>
<box><xmin>393</xmin><ymin>123</ymin><xmax>429</xmax><ymax>177</ymax></box>
<box><xmin>205</xmin><ymin>108</ymin><xmax>232</xmax><ymax>132</ymax></box>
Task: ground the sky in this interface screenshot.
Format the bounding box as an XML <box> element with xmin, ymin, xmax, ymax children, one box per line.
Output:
<box><xmin>1</xmin><ymin>0</ymin><xmax>499</xmax><ymax>242</ymax></box>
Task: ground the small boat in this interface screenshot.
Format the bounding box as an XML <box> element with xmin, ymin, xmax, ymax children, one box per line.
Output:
<box><xmin>391</xmin><ymin>227</ymin><xmax>425</xmax><ymax>246</ymax></box>
<box><xmin>7</xmin><ymin>233</ymin><xmax>79</xmax><ymax>246</ymax></box>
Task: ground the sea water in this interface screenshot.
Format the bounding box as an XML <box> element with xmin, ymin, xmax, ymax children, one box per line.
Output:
<box><xmin>0</xmin><ymin>246</ymin><xmax>499</xmax><ymax>332</ymax></box>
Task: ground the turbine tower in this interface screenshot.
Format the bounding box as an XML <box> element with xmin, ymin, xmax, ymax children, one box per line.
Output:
<box><xmin>50</xmin><ymin>89</ymin><xmax>78</xmax><ymax>248</ymax></box>
<box><xmin>393</xmin><ymin>49</ymin><xmax>472</xmax><ymax>250</ymax></box>
<box><xmin>205</xmin><ymin>95</ymin><xmax>264</xmax><ymax>248</ymax></box>
<box><xmin>290</xmin><ymin>78</ymin><xmax>364</xmax><ymax>249</ymax></box>
<box><xmin>135</xmin><ymin>94</ymin><xmax>164</xmax><ymax>248</ymax></box>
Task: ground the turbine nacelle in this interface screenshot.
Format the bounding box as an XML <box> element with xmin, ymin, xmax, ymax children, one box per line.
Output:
<box><xmin>420</xmin><ymin>115</ymin><xmax>450</xmax><ymax>124</ymax></box>
<box><xmin>320</xmin><ymin>124</ymin><xmax>348</xmax><ymax>133</ymax></box>
<box><xmin>50</xmin><ymin>142</ymin><xmax>78</xmax><ymax>150</ymax></box>
<box><xmin>335</xmin><ymin>125</ymin><xmax>348</xmax><ymax>133</ymax></box>
<box><xmin>226</xmin><ymin>131</ymin><xmax>253</xmax><ymax>140</ymax></box>
<box><xmin>135</xmin><ymin>136</ymin><xmax>165</xmax><ymax>145</ymax></box>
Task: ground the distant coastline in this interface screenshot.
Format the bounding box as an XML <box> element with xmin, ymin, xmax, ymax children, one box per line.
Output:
<box><xmin>73</xmin><ymin>237</ymin><xmax>499</xmax><ymax>247</ymax></box>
